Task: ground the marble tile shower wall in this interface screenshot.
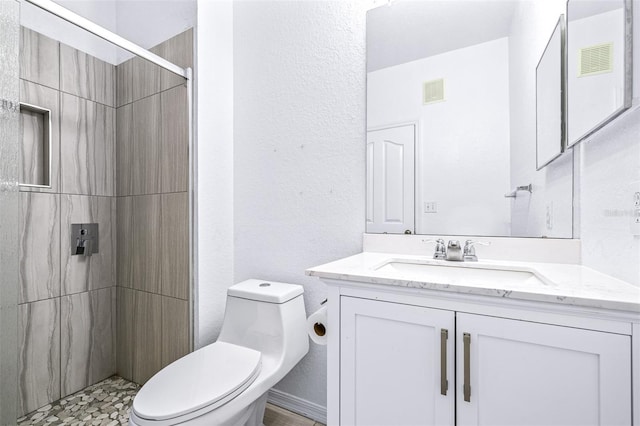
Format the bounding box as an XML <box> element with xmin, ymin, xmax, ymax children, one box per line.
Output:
<box><xmin>17</xmin><ymin>27</ymin><xmax>192</xmax><ymax>417</ymax></box>
<box><xmin>18</xmin><ymin>27</ymin><xmax>117</xmax><ymax>417</ymax></box>
<box><xmin>115</xmin><ymin>29</ymin><xmax>192</xmax><ymax>385</ymax></box>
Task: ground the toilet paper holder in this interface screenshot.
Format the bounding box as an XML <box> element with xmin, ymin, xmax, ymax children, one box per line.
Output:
<box><xmin>313</xmin><ymin>299</ymin><xmax>328</xmax><ymax>336</ymax></box>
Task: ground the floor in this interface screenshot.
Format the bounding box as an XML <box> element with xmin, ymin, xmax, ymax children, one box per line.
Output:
<box><xmin>264</xmin><ymin>403</ymin><xmax>325</xmax><ymax>426</ymax></box>
<box><xmin>17</xmin><ymin>377</ymin><xmax>139</xmax><ymax>426</ymax></box>
<box><xmin>17</xmin><ymin>376</ymin><xmax>323</xmax><ymax>426</ymax></box>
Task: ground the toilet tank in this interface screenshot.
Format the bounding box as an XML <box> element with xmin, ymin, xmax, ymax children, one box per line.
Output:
<box><xmin>217</xmin><ymin>279</ymin><xmax>308</xmax><ymax>365</ymax></box>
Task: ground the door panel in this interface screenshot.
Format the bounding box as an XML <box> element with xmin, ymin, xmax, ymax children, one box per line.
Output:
<box><xmin>456</xmin><ymin>313</ymin><xmax>631</xmax><ymax>426</ymax></box>
<box><xmin>341</xmin><ymin>297</ymin><xmax>454</xmax><ymax>426</ymax></box>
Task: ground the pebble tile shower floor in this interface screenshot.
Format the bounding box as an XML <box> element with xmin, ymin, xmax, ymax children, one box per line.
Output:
<box><xmin>17</xmin><ymin>376</ymin><xmax>322</xmax><ymax>426</ymax></box>
<box><xmin>17</xmin><ymin>376</ymin><xmax>139</xmax><ymax>426</ymax></box>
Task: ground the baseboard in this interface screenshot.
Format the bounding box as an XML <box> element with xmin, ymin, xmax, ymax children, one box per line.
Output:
<box><xmin>267</xmin><ymin>388</ymin><xmax>327</xmax><ymax>424</ymax></box>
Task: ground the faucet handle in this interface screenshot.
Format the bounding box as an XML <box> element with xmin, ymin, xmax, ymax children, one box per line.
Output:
<box><xmin>463</xmin><ymin>240</ymin><xmax>490</xmax><ymax>261</ymax></box>
<box><xmin>422</xmin><ymin>238</ymin><xmax>446</xmax><ymax>259</ymax></box>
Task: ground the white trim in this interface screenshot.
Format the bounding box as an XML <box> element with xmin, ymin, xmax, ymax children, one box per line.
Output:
<box><xmin>187</xmin><ymin>66</ymin><xmax>196</xmax><ymax>352</ymax></box>
<box><xmin>633</xmin><ymin>322</ymin><xmax>639</xmax><ymax>426</ymax></box>
<box><xmin>267</xmin><ymin>388</ymin><xmax>327</xmax><ymax>425</ymax></box>
<box><xmin>24</xmin><ymin>0</ymin><xmax>188</xmax><ymax>78</ymax></box>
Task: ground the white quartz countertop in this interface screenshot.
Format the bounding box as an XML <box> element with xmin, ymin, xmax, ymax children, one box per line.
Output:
<box><xmin>306</xmin><ymin>252</ymin><xmax>640</xmax><ymax>313</ymax></box>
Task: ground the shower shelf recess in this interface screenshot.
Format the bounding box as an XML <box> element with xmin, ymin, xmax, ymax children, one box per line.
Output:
<box><xmin>19</xmin><ymin>101</ymin><xmax>52</xmax><ymax>189</ymax></box>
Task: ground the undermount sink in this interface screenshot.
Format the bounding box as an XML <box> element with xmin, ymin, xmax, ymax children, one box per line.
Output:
<box><xmin>374</xmin><ymin>260</ymin><xmax>551</xmax><ymax>287</ymax></box>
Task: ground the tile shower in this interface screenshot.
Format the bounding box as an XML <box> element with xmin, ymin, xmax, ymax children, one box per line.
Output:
<box><xmin>17</xmin><ymin>27</ymin><xmax>192</xmax><ymax>418</ymax></box>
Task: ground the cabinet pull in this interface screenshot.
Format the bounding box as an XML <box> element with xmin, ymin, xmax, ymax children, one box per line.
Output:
<box><xmin>440</xmin><ymin>329</ymin><xmax>448</xmax><ymax>395</ymax></box>
<box><xmin>463</xmin><ymin>332</ymin><xmax>471</xmax><ymax>402</ymax></box>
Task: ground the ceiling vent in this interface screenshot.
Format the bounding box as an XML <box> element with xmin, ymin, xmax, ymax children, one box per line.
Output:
<box><xmin>579</xmin><ymin>43</ymin><xmax>613</xmax><ymax>77</ymax></box>
<box><xmin>423</xmin><ymin>78</ymin><xmax>445</xmax><ymax>105</ymax></box>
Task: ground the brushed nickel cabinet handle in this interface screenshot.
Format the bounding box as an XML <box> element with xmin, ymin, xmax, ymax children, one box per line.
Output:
<box><xmin>463</xmin><ymin>332</ymin><xmax>471</xmax><ymax>402</ymax></box>
<box><xmin>440</xmin><ymin>328</ymin><xmax>448</xmax><ymax>396</ymax></box>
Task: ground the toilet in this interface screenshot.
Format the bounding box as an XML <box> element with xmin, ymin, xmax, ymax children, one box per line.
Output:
<box><xmin>129</xmin><ymin>279</ymin><xmax>309</xmax><ymax>426</ymax></box>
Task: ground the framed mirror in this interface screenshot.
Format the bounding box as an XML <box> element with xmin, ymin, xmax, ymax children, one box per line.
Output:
<box><xmin>566</xmin><ymin>0</ymin><xmax>633</xmax><ymax>147</ymax></box>
<box><xmin>536</xmin><ymin>16</ymin><xmax>566</xmax><ymax>170</ymax></box>
<box><xmin>366</xmin><ymin>0</ymin><xmax>574</xmax><ymax>238</ymax></box>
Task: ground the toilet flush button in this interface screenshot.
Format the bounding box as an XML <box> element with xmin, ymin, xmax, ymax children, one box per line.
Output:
<box><xmin>259</xmin><ymin>283</ymin><xmax>271</xmax><ymax>287</ymax></box>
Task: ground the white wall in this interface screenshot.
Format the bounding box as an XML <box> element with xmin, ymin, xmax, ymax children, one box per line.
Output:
<box><xmin>195</xmin><ymin>0</ymin><xmax>234</xmax><ymax>348</ymax></box>
<box><xmin>232</xmin><ymin>0</ymin><xmax>366</xmax><ymax>408</ymax></box>
<box><xmin>508</xmin><ymin>0</ymin><xmax>573</xmax><ymax>238</ymax></box>
<box><xmin>368</xmin><ymin>38</ymin><xmax>511</xmax><ymax>236</ymax></box>
<box><xmin>578</xmin><ymin>0</ymin><xmax>640</xmax><ymax>286</ymax></box>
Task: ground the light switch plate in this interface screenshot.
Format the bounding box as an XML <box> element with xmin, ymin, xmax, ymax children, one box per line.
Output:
<box><xmin>424</xmin><ymin>201</ymin><xmax>437</xmax><ymax>213</ymax></box>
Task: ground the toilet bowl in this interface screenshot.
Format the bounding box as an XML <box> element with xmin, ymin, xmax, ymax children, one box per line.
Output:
<box><xmin>129</xmin><ymin>279</ymin><xmax>309</xmax><ymax>426</ymax></box>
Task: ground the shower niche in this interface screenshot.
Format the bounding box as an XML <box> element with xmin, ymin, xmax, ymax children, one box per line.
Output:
<box><xmin>19</xmin><ymin>101</ymin><xmax>51</xmax><ymax>188</ymax></box>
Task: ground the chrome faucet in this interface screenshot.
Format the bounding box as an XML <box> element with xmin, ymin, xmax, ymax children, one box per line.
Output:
<box><xmin>425</xmin><ymin>238</ymin><xmax>490</xmax><ymax>261</ymax></box>
<box><xmin>446</xmin><ymin>240</ymin><xmax>463</xmax><ymax>261</ymax></box>
<box><xmin>463</xmin><ymin>240</ymin><xmax>490</xmax><ymax>261</ymax></box>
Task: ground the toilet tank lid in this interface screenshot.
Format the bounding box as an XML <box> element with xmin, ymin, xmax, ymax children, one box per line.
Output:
<box><xmin>228</xmin><ymin>279</ymin><xmax>303</xmax><ymax>303</ymax></box>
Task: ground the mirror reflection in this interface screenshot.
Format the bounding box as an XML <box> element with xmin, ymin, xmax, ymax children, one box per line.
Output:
<box><xmin>366</xmin><ymin>0</ymin><xmax>574</xmax><ymax>238</ymax></box>
<box><xmin>567</xmin><ymin>0</ymin><xmax>632</xmax><ymax>146</ymax></box>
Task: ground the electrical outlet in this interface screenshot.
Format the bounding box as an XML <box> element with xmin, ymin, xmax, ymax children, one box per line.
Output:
<box><xmin>424</xmin><ymin>201</ymin><xmax>438</xmax><ymax>213</ymax></box>
<box><xmin>546</xmin><ymin>202</ymin><xmax>553</xmax><ymax>231</ymax></box>
<box><xmin>630</xmin><ymin>184</ymin><xmax>640</xmax><ymax>236</ymax></box>
<box><xmin>631</xmin><ymin>209</ymin><xmax>640</xmax><ymax>236</ymax></box>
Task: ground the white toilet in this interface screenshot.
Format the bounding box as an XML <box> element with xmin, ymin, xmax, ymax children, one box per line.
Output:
<box><xmin>129</xmin><ymin>279</ymin><xmax>309</xmax><ymax>426</ymax></box>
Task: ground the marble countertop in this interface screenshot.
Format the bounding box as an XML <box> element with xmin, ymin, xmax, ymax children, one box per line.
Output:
<box><xmin>306</xmin><ymin>252</ymin><xmax>640</xmax><ymax>313</ymax></box>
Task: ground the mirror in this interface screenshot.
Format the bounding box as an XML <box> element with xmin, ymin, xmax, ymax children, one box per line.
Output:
<box><xmin>366</xmin><ymin>0</ymin><xmax>574</xmax><ymax>238</ymax></box>
<box><xmin>566</xmin><ymin>0</ymin><xmax>632</xmax><ymax>146</ymax></box>
<box><xmin>536</xmin><ymin>16</ymin><xmax>565</xmax><ymax>170</ymax></box>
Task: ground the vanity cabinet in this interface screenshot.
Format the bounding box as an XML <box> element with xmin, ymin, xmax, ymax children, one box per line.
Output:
<box><xmin>339</xmin><ymin>296</ymin><xmax>632</xmax><ymax>426</ymax></box>
<box><xmin>340</xmin><ymin>297</ymin><xmax>454</xmax><ymax>426</ymax></box>
<box><xmin>456</xmin><ymin>313</ymin><xmax>631</xmax><ymax>426</ymax></box>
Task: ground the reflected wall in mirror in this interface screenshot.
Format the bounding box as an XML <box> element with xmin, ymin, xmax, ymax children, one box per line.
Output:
<box><xmin>566</xmin><ymin>0</ymin><xmax>633</xmax><ymax>147</ymax></box>
<box><xmin>536</xmin><ymin>15</ymin><xmax>565</xmax><ymax>170</ymax></box>
<box><xmin>366</xmin><ymin>0</ymin><xmax>574</xmax><ymax>238</ymax></box>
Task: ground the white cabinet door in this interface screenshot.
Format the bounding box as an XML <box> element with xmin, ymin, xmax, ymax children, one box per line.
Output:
<box><xmin>456</xmin><ymin>313</ymin><xmax>631</xmax><ymax>426</ymax></box>
<box><xmin>340</xmin><ymin>297</ymin><xmax>454</xmax><ymax>426</ymax></box>
<box><xmin>366</xmin><ymin>125</ymin><xmax>415</xmax><ymax>234</ymax></box>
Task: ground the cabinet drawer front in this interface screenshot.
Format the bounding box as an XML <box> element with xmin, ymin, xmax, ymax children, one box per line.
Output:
<box><xmin>340</xmin><ymin>297</ymin><xmax>454</xmax><ymax>426</ymax></box>
<box><xmin>456</xmin><ymin>313</ymin><xmax>631</xmax><ymax>426</ymax></box>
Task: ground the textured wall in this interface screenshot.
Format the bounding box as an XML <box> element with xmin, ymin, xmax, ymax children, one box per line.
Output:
<box><xmin>195</xmin><ymin>0</ymin><xmax>234</xmax><ymax>348</ymax></box>
<box><xmin>232</xmin><ymin>1</ymin><xmax>366</xmax><ymax>407</ymax></box>
<box><xmin>507</xmin><ymin>0</ymin><xmax>574</xmax><ymax>238</ymax></box>
<box><xmin>578</xmin><ymin>0</ymin><xmax>640</xmax><ymax>286</ymax></box>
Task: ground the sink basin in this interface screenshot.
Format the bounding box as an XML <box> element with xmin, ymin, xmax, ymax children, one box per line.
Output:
<box><xmin>374</xmin><ymin>260</ymin><xmax>551</xmax><ymax>287</ymax></box>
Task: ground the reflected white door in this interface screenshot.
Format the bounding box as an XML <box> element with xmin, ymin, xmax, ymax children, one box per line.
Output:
<box><xmin>366</xmin><ymin>125</ymin><xmax>415</xmax><ymax>234</ymax></box>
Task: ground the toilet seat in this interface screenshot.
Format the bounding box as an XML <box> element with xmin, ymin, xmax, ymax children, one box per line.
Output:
<box><xmin>132</xmin><ymin>342</ymin><xmax>262</xmax><ymax>422</ymax></box>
